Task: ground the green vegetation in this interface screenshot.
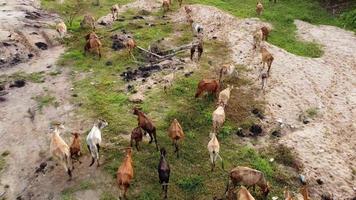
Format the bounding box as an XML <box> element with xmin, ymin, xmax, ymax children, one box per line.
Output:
<box><xmin>60</xmin><ymin>180</ymin><xmax>95</xmax><ymax>199</ymax></box>
<box><xmin>0</xmin><ymin>71</ymin><xmax>45</xmax><ymax>84</ymax></box>
<box><xmin>306</xmin><ymin>107</ymin><xmax>319</xmax><ymax>118</ymax></box>
<box><xmin>0</xmin><ymin>151</ymin><xmax>8</xmax><ymax>173</ymax></box>
<box><xmin>32</xmin><ymin>93</ymin><xmax>58</xmax><ymax>110</ymax></box>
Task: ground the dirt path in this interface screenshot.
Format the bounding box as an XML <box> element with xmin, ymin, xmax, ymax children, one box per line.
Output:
<box><xmin>173</xmin><ymin>5</ymin><xmax>356</xmax><ymax>198</ymax></box>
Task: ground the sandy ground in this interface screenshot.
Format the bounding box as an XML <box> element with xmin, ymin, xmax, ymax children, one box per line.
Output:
<box><xmin>173</xmin><ymin>5</ymin><xmax>356</xmax><ymax>199</ymax></box>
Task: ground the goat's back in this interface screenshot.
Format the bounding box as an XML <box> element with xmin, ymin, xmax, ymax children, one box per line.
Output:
<box><xmin>238</xmin><ymin>186</ymin><xmax>255</xmax><ymax>200</ymax></box>
<box><xmin>230</xmin><ymin>166</ymin><xmax>264</xmax><ymax>186</ymax></box>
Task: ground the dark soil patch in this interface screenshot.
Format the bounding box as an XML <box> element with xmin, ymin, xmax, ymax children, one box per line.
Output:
<box><xmin>120</xmin><ymin>64</ymin><xmax>161</xmax><ymax>81</ymax></box>
<box><xmin>35</xmin><ymin>42</ymin><xmax>48</xmax><ymax>50</ymax></box>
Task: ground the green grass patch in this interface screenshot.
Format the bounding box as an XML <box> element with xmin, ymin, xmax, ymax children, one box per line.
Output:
<box><xmin>306</xmin><ymin>107</ymin><xmax>319</xmax><ymax>118</ymax></box>
<box><xmin>32</xmin><ymin>93</ymin><xmax>58</xmax><ymax>110</ymax></box>
<box><xmin>0</xmin><ymin>71</ymin><xmax>45</xmax><ymax>85</ymax></box>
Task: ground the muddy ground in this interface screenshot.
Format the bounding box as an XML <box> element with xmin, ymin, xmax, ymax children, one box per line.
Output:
<box><xmin>0</xmin><ymin>0</ymin><xmax>355</xmax><ymax>199</ymax></box>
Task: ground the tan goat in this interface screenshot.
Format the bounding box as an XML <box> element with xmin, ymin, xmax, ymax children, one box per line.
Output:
<box><xmin>111</xmin><ymin>4</ymin><xmax>120</xmax><ymax>21</ymax></box>
<box><xmin>300</xmin><ymin>185</ymin><xmax>310</xmax><ymax>200</ymax></box>
<box><xmin>168</xmin><ymin>119</ymin><xmax>185</xmax><ymax>158</ymax></box>
<box><xmin>212</xmin><ymin>104</ymin><xmax>225</xmax><ymax>133</ymax></box>
<box><xmin>253</xmin><ymin>29</ymin><xmax>263</xmax><ymax>50</ymax></box>
<box><xmin>207</xmin><ymin>132</ymin><xmax>223</xmax><ymax>171</ymax></box>
<box><xmin>80</xmin><ymin>14</ymin><xmax>96</xmax><ymax>30</ymax></box>
<box><xmin>219</xmin><ymin>64</ymin><xmax>238</xmax><ymax>83</ymax></box>
<box><xmin>284</xmin><ymin>187</ymin><xmax>294</xmax><ymax>200</ymax></box>
<box><xmin>117</xmin><ymin>148</ymin><xmax>134</xmax><ymax>199</ymax></box>
<box><xmin>256</xmin><ymin>1</ymin><xmax>264</xmax><ymax>16</ymax></box>
<box><xmin>56</xmin><ymin>22</ymin><xmax>67</xmax><ymax>38</ymax></box>
<box><xmin>218</xmin><ymin>85</ymin><xmax>234</xmax><ymax>106</ymax></box>
<box><xmin>84</xmin><ymin>32</ymin><xmax>102</xmax><ymax>59</ymax></box>
<box><xmin>50</xmin><ymin>123</ymin><xmax>73</xmax><ymax>179</ymax></box>
<box><xmin>227</xmin><ymin>166</ymin><xmax>270</xmax><ymax>198</ymax></box>
<box><xmin>260</xmin><ymin>46</ymin><xmax>274</xmax><ymax>76</ymax></box>
<box><xmin>125</xmin><ymin>37</ymin><xmax>136</xmax><ymax>58</ymax></box>
<box><xmin>238</xmin><ymin>186</ymin><xmax>255</xmax><ymax>200</ymax></box>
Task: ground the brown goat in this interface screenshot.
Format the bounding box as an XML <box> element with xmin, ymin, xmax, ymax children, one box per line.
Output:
<box><xmin>125</xmin><ymin>37</ymin><xmax>136</xmax><ymax>58</ymax></box>
<box><xmin>300</xmin><ymin>185</ymin><xmax>310</xmax><ymax>200</ymax></box>
<box><xmin>130</xmin><ymin>127</ymin><xmax>143</xmax><ymax>151</ymax></box>
<box><xmin>168</xmin><ymin>119</ymin><xmax>185</xmax><ymax>158</ymax></box>
<box><xmin>261</xmin><ymin>26</ymin><xmax>269</xmax><ymax>41</ymax></box>
<box><xmin>162</xmin><ymin>0</ymin><xmax>170</xmax><ymax>12</ymax></box>
<box><xmin>195</xmin><ymin>79</ymin><xmax>220</xmax><ymax>98</ymax></box>
<box><xmin>185</xmin><ymin>6</ymin><xmax>192</xmax><ymax>15</ymax></box>
<box><xmin>80</xmin><ymin>14</ymin><xmax>96</xmax><ymax>30</ymax></box>
<box><xmin>133</xmin><ymin>107</ymin><xmax>159</xmax><ymax>151</ymax></box>
<box><xmin>117</xmin><ymin>148</ymin><xmax>134</xmax><ymax>199</ymax></box>
<box><xmin>84</xmin><ymin>32</ymin><xmax>102</xmax><ymax>59</ymax></box>
<box><xmin>227</xmin><ymin>166</ymin><xmax>270</xmax><ymax>198</ymax></box>
<box><xmin>70</xmin><ymin>132</ymin><xmax>81</xmax><ymax>163</ymax></box>
<box><xmin>190</xmin><ymin>39</ymin><xmax>203</xmax><ymax>61</ymax></box>
<box><xmin>256</xmin><ymin>2</ymin><xmax>264</xmax><ymax>16</ymax></box>
<box><xmin>260</xmin><ymin>46</ymin><xmax>274</xmax><ymax>76</ymax></box>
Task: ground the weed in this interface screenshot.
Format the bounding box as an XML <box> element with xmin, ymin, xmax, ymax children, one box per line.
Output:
<box><xmin>32</xmin><ymin>94</ymin><xmax>58</xmax><ymax>110</ymax></box>
<box><xmin>306</xmin><ymin>107</ymin><xmax>319</xmax><ymax>118</ymax></box>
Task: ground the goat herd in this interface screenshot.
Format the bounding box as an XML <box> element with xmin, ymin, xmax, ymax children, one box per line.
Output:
<box><xmin>49</xmin><ymin>0</ymin><xmax>311</xmax><ymax>200</ymax></box>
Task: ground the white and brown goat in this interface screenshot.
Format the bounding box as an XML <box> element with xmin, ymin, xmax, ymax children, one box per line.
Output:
<box><xmin>86</xmin><ymin>119</ymin><xmax>108</xmax><ymax>167</ymax></box>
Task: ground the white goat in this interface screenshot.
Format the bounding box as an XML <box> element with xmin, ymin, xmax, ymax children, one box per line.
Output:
<box><xmin>49</xmin><ymin>123</ymin><xmax>73</xmax><ymax>179</ymax></box>
<box><xmin>207</xmin><ymin>132</ymin><xmax>223</xmax><ymax>171</ymax></box>
<box><xmin>218</xmin><ymin>85</ymin><xmax>234</xmax><ymax>106</ymax></box>
<box><xmin>163</xmin><ymin>73</ymin><xmax>174</xmax><ymax>93</ymax></box>
<box><xmin>212</xmin><ymin>104</ymin><xmax>225</xmax><ymax>133</ymax></box>
<box><xmin>56</xmin><ymin>22</ymin><xmax>67</xmax><ymax>38</ymax></box>
<box><xmin>86</xmin><ymin>119</ymin><xmax>108</xmax><ymax>167</ymax></box>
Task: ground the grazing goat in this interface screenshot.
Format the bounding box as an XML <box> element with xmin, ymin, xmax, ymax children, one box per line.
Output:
<box><xmin>300</xmin><ymin>185</ymin><xmax>310</xmax><ymax>200</ymax></box>
<box><xmin>218</xmin><ymin>85</ymin><xmax>234</xmax><ymax>106</ymax></box>
<box><xmin>133</xmin><ymin>107</ymin><xmax>159</xmax><ymax>151</ymax></box>
<box><xmin>261</xmin><ymin>26</ymin><xmax>269</xmax><ymax>41</ymax></box>
<box><xmin>261</xmin><ymin>72</ymin><xmax>268</xmax><ymax>91</ymax></box>
<box><xmin>117</xmin><ymin>148</ymin><xmax>134</xmax><ymax>199</ymax></box>
<box><xmin>260</xmin><ymin>46</ymin><xmax>274</xmax><ymax>76</ymax></box>
<box><xmin>49</xmin><ymin>123</ymin><xmax>73</xmax><ymax>179</ymax></box>
<box><xmin>84</xmin><ymin>32</ymin><xmax>102</xmax><ymax>59</ymax></box>
<box><xmin>168</xmin><ymin>119</ymin><xmax>185</xmax><ymax>158</ymax></box>
<box><xmin>207</xmin><ymin>132</ymin><xmax>223</xmax><ymax>171</ymax></box>
<box><xmin>238</xmin><ymin>186</ymin><xmax>256</xmax><ymax>200</ymax></box>
<box><xmin>86</xmin><ymin>119</ymin><xmax>108</xmax><ymax>167</ymax></box>
<box><xmin>70</xmin><ymin>132</ymin><xmax>81</xmax><ymax>163</ymax></box>
<box><xmin>163</xmin><ymin>73</ymin><xmax>174</xmax><ymax>93</ymax></box>
<box><xmin>184</xmin><ymin>6</ymin><xmax>192</xmax><ymax>15</ymax></box>
<box><xmin>195</xmin><ymin>79</ymin><xmax>219</xmax><ymax>98</ymax></box>
<box><xmin>253</xmin><ymin>29</ymin><xmax>263</xmax><ymax>50</ymax></box>
<box><xmin>190</xmin><ymin>39</ymin><xmax>204</xmax><ymax>61</ymax></box>
<box><xmin>189</xmin><ymin>18</ymin><xmax>204</xmax><ymax>37</ymax></box>
<box><xmin>212</xmin><ymin>104</ymin><xmax>225</xmax><ymax>133</ymax></box>
<box><xmin>219</xmin><ymin>64</ymin><xmax>238</xmax><ymax>83</ymax></box>
<box><xmin>125</xmin><ymin>37</ymin><xmax>136</xmax><ymax>58</ymax></box>
<box><xmin>56</xmin><ymin>22</ymin><xmax>67</xmax><ymax>38</ymax></box>
<box><xmin>256</xmin><ymin>2</ymin><xmax>264</xmax><ymax>16</ymax></box>
<box><xmin>158</xmin><ymin>148</ymin><xmax>170</xmax><ymax>199</ymax></box>
<box><xmin>80</xmin><ymin>14</ymin><xmax>96</xmax><ymax>30</ymax></box>
<box><xmin>227</xmin><ymin>166</ymin><xmax>270</xmax><ymax>198</ymax></box>
<box><xmin>162</xmin><ymin>0</ymin><xmax>170</xmax><ymax>12</ymax></box>
<box><xmin>130</xmin><ymin>127</ymin><xmax>143</xmax><ymax>151</ymax></box>
<box><xmin>284</xmin><ymin>187</ymin><xmax>294</xmax><ymax>200</ymax></box>
<box><xmin>111</xmin><ymin>4</ymin><xmax>120</xmax><ymax>21</ymax></box>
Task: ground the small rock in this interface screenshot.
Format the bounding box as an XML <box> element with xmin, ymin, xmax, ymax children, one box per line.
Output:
<box><xmin>299</xmin><ymin>174</ymin><xmax>307</xmax><ymax>185</ymax></box>
<box><xmin>129</xmin><ymin>93</ymin><xmax>144</xmax><ymax>103</ymax></box>
<box><xmin>35</xmin><ymin>42</ymin><xmax>48</xmax><ymax>50</ymax></box>
<box><xmin>272</xmin><ymin>197</ymin><xmax>278</xmax><ymax>200</ymax></box>
<box><xmin>269</xmin><ymin>158</ymin><xmax>274</xmax><ymax>162</ymax></box>
<box><xmin>316</xmin><ymin>178</ymin><xmax>323</xmax><ymax>185</ymax></box>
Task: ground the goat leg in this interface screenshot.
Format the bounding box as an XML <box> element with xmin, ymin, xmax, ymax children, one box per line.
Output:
<box><xmin>89</xmin><ymin>157</ymin><xmax>95</xmax><ymax>167</ymax></box>
<box><xmin>136</xmin><ymin>141</ymin><xmax>140</xmax><ymax>151</ymax></box>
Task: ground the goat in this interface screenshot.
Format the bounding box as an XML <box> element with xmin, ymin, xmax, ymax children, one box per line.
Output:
<box><xmin>238</xmin><ymin>186</ymin><xmax>256</xmax><ymax>200</ymax></box>
<box><xmin>125</xmin><ymin>37</ymin><xmax>136</xmax><ymax>58</ymax></box>
<box><xmin>256</xmin><ymin>2</ymin><xmax>264</xmax><ymax>16</ymax></box>
<box><xmin>260</xmin><ymin>46</ymin><xmax>274</xmax><ymax>76</ymax></box>
<box><xmin>80</xmin><ymin>14</ymin><xmax>96</xmax><ymax>30</ymax></box>
<box><xmin>168</xmin><ymin>119</ymin><xmax>185</xmax><ymax>158</ymax></box>
<box><xmin>226</xmin><ymin>166</ymin><xmax>270</xmax><ymax>198</ymax></box>
<box><xmin>133</xmin><ymin>107</ymin><xmax>159</xmax><ymax>151</ymax></box>
<box><xmin>195</xmin><ymin>79</ymin><xmax>219</xmax><ymax>98</ymax></box>
<box><xmin>111</xmin><ymin>4</ymin><xmax>120</xmax><ymax>21</ymax></box>
<box><xmin>219</xmin><ymin>64</ymin><xmax>238</xmax><ymax>83</ymax></box>
<box><xmin>300</xmin><ymin>185</ymin><xmax>310</xmax><ymax>200</ymax></box>
<box><xmin>163</xmin><ymin>73</ymin><xmax>174</xmax><ymax>93</ymax></box>
<box><xmin>86</xmin><ymin>119</ymin><xmax>108</xmax><ymax>167</ymax></box>
<box><xmin>70</xmin><ymin>132</ymin><xmax>81</xmax><ymax>164</ymax></box>
<box><xmin>189</xmin><ymin>18</ymin><xmax>204</xmax><ymax>37</ymax></box>
<box><xmin>158</xmin><ymin>147</ymin><xmax>170</xmax><ymax>199</ymax></box>
<box><xmin>162</xmin><ymin>0</ymin><xmax>170</xmax><ymax>12</ymax></box>
<box><xmin>56</xmin><ymin>22</ymin><xmax>67</xmax><ymax>38</ymax></box>
<box><xmin>117</xmin><ymin>148</ymin><xmax>134</xmax><ymax>199</ymax></box>
<box><xmin>212</xmin><ymin>103</ymin><xmax>225</xmax><ymax>133</ymax></box>
<box><xmin>207</xmin><ymin>132</ymin><xmax>223</xmax><ymax>171</ymax></box>
<box><xmin>218</xmin><ymin>85</ymin><xmax>234</xmax><ymax>106</ymax></box>
<box><xmin>261</xmin><ymin>26</ymin><xmax>269</xmax><ymax>41</ymax></box>
<box><xmin>130</xmin><ymin>127</ymin><xmax>143</xmax><ymax>151</ymax></box>
<box><xmin>184</xmin><ymin>6</ymin><xmax>192</xmax><ymax>16</ymax></box>
<box><xmin>177</xmin><ymin>0</ymin><xmax>183</xmax><ymax>7</ymax></box>
<box><xmin>284</xmin><ymin>187</ymin><xmax>294</xmax><ymax>200</ymax></box>
<box><xmin>253</xmin><ymin>29</ymin><xmax>263</xmax><ymax>50</ymax></box>
<box><xmin>261</xmin><ymin>72</ymin><xmax>268</xmax><ymax>91</ymax></box>
<box><xmin>49</xmin><ymin>123</ymin><xmax>73</xmax><ymax>179</ymax></box>
<box><xmin>84</xmin><ymin>32</ymin><xmax>102</xmax><ymax>59</ymax></box>
<box><xmin>190</xmin><ymin>39</ymin><xmax>204</xmax><ymax>61</ymax></box>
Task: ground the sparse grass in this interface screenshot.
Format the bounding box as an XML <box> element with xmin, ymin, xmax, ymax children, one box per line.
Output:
<box><xmin>186</xmin><ymin>0</ymin><xmax>354</xmax><ymax>58</ymax></box>
<box><xmin>60</xmin><ymin>180</ymin><xmax>95</xmax><ymax>199</ymax></box>
<box><xmin>32</xmin><ymin>93</ymin><xmax>58</xmax><ymax>110</ymax></box>
<box><xmin>306</xmin><ymin>107</ymin><xmax>319</xmax><ymax>118</ymax></box>
<box><xmin>42</xmin><ymin>1</ymin><xmax>300</xmax><ymax>199</ymax></box>
<box><xmin>0</xmin><ymin>155</ymin><xmax>6</xmax><ymax>173</ymax></box>
<box><xmin>0</xmin><ymin>71</ymin><xmax>45</xmax><ymax>84</ymax></box>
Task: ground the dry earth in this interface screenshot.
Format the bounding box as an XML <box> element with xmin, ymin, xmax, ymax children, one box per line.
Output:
<box><xmin>0</xmin><ymin>0</ymin><xmax>355</xmax><ymax>199</ymax></box>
